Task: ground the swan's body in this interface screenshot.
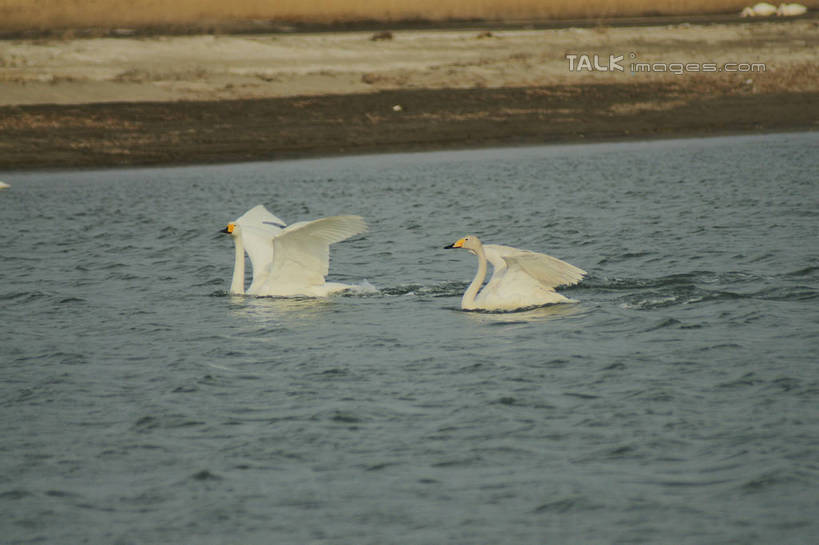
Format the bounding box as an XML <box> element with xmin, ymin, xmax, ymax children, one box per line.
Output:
<box><xmin>742</xmin><ymin>2</ymin><xmax>777</xmax><ymax>15</ymax></box>
<box><xmin>0</xmin><ymin>181</ymin><xmax>9</xmax><ymax>190</ymax></box>
<box><xmin>777</xmin><ymin>3</ymin><xmax>806</xmax><ymax>15</ymax></box>
<box><xmin>444</xmin><ymin>235</ymin><xmax>585</xmax><ymax>311</ymax></box>
<box><xmin>222</xmin><ymin>205</ymin><xmax>367</xmax><ymax>297</ymax></box>
<box><xmin>754</xmin><ymin>2</ymin><xmax>778</xmax><ymax>15</ymax></box>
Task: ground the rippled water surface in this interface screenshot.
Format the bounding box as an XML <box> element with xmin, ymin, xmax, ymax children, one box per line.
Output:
<box><xmin>2</xmin><ymin>133</ymin><xmax>818</xmax><ymax>544</ymax></box>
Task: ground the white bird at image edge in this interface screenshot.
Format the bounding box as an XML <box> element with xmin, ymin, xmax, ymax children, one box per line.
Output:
<box><xmin>0</xmin><ymin>181</ymin><xmax>10</xmax><ymax>190</ymax></box>
<box><xmin>222</xmin><ymin>204</ymin><xmax>367</xmax><ymax>297</ymax></box>
<box><xmin>444</xmin><ymin>235</ymin><xmax>586</xmax><ymax>311</ymax></box>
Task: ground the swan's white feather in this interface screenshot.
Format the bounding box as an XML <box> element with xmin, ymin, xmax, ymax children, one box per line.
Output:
<box><xmin>235</xmin><ymin>204</ymin><xmax>287</xmax><ymax>230</ymax></box>
<box><xmin>256</xmin><ymin>215</ymin><xmax>367</xmax><ymax>295</ymax></box>
<box><xmin>485</xmin><ymin>244</ymin><xmax>586</xmax><ymax>289</ymax></box>
<box><xmin>233</xmin><ymin>205</ymin><xmax>285</xmax><ymax>293</ymax></box>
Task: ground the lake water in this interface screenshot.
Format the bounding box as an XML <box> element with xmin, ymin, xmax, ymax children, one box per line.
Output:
<box><xmin>1</xmin><ymin>132</ymin><xmax>818</xmax><ymax>544</ymax></box>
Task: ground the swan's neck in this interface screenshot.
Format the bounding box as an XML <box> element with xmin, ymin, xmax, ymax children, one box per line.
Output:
<box><xmin>462</xmin><ymin>244</ymin><xmax>487</xmax><ymax>309</ymax></box>
<box><xmin>230</xmin><ymin>235</ymin><xmax>245</xmax><ymax>295</ymax></box>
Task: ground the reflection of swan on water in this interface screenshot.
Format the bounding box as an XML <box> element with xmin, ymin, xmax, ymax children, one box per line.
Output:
<box><xmin>229</xmin><ymin>295</ymin><xmax>336</xmax><ymax>326</ymax></box>
<box><xmin>222</xmin><ymin>205</ymin><xmax>367</xmax><ymax>297</ymax></box>
<box><xmin>464</xmin><ymin>301</ymin><xmax>583</xmax><ymax>324</ymax></box>
<box><xmin>444</xmin><ymin>235</ymin><xmax>586</xmax><ymax>311</ymax></box>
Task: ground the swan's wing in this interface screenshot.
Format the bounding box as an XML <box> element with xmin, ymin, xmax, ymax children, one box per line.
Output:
<box><xmin>234</xmin><ymin>204</ymin><xmax>287</xmax><ymax>230</ymax></box>
<box><xmin>267</xmin><ymin>215</ymin><xmax>367</xmax><ymax>288</ymax></box>
<box><xmin>486</xmin><ymin>244</ymin><xmax>586</xmax><ymax>289</ymax></box>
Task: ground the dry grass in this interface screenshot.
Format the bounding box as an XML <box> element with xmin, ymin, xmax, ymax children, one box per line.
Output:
<box><xmin>2</xmin><ymin>0</ymin><xmax>815</xmax><ymax>31</ymax></box>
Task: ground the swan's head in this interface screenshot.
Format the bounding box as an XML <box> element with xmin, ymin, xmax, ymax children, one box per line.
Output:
<box><xmin>444</xmin><ymin>235</ymin><xmax>482</xmax><ymax>254</ymax></box>
<box><xmin>220</xmin><ymin>222</ymin><xmax>238</xmax><ymax>236</ymax></box>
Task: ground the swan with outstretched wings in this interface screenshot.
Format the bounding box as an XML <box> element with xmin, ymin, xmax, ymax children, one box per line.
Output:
<box><xmin>444</xmin><ymin>235</ymin><xmax>585</xmax><ymax>311</ymax></box>
<box><xmin>222</xmin><ymin>205</ymin><xmax>366</xmax><ymax>297</ymax></box>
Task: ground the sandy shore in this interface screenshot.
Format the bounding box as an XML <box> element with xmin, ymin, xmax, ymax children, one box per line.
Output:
<box><xmin>1</xmin><ymin>18</ymin><xmax>817</xmax><ymax>169</ymax></box>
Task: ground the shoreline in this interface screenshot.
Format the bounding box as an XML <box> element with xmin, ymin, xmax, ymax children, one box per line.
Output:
<box><xmin>4</xmin><ymin>126</ymin><xmax>812</xmax><ymax>174</ymax></box>
<box><xmin>1</xmin><ymin>84</ymin><xmax>817</xmax><ymax>171</ymax></box>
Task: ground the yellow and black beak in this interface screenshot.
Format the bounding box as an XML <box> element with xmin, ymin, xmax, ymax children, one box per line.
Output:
<box><xmin>443</xmin><ymin>238</ymin><xmax>465</xmax><ymax>249</ymax></box>
<box><xmin>220</xmin><ymin>223</ymin><xmax>236</xmax><ymax>235</ymax></box>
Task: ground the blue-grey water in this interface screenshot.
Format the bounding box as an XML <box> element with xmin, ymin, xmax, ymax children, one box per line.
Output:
<box><xmin>1</xmin><ymin>132</ymin><xmax>818</xmax><ymax>544</ymax></box>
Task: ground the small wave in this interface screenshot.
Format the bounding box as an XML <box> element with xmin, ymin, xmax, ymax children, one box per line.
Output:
<box><xmin>459</xmin><ymin>301</ymin><xmax>581</xmax><ymax>316</ymax></box>
<box><xmin>190</xmin><ymin>469</ymin><xmax>223</xmax><ymax>481</ymax></box>
<box><xmin>533</xmin><ymin>495</ymin><xmax>602</xmax><ymax>514</ymax></box>
<box><xmin>716</xmin><ymin>372</ymin><xmax>763</xmax><ymax>390</ymax></box>
<box><xmin>784</xmin><ymin>266</ymin><xmax>819</xmax><ymax>278</ymax></box>
<box><xmin>753</xmin><ymin>285</ymin><xmax>818</xmax><ymax>302</ymax></box>
<box><xmin>380</xmin><ymin>281</ymin><xmax>466</xmax><ymax>297</ymax></box>
<box><xmin>740</xmin><ymin>468</ymin><xmax>806</xmax><ymax>493</ymax></box>
<box><xmin>585</xmin><ymin>274</ymin><xmax>698</xmax><ymax>291</ymax></box>
<box><xmin>0</xmin><ymin>290</ymin><xmax>52</xmax><ymax>302</ymax></box>
<box><xmin>589</xmin><ymin>270</ymin><xmax>770</xmax><ymax>292</ymax></box>
<box><xmin>57</xmin><ymin>296</ymin><xmax>87</xmax><ymax>305</ymax></box>
<box><xmin>619</xmin><ymin>292</ymin><xmax>689</xmax><ymax>310</ymax></box>
<box><xmin>653</xmin><ymin>478</ymin><xmax>734</xmax><ymax>488</ymax></box>
<box><xmin>597</xmin><ymin>251</ymin><xmax>655</xmax><ymax>265</ymax></box>
<box><xmin>133</xmin><ymin>415</ymin><xmax>205</xmax><ymax>432</ymax></box>
<box><xmin>0</xmin><ymin>489</ymin><xmax>34</xmax><ymax>500</ymax></box>
<box><xmin>644</xmin><ymin>317</ymin><xmax>682</xmax><ymax>331</ymax></box>
<box><xmin>105</xmin><ymin>271</ymin><xmax>142</xmax><ymax>281</ymax></box>
<box><xmin>767</xmin><ymin>376</ymin><xmax>803</xmax><ymax>393</ymax></box>
<box><xmin>620</xmin><ymin>287</ymin><xmax>754</xmax><ymax>310</ymax></box>
<box><xmin>563</xmin><ymin>392</ymin><xmax>599</xmax><ymax>400</ymax></box>
<box><xmin>747</xmin><ymin>252</ymin><xmax>777</xmax><ymax>264</ymax></box>
<box><xmin>195</xmin><ymin>278</ymin><xmax>226</xmax><ymax>289</ymax></box>
<box><xmin>342</xmin><ymin>279</ymin><xmax>379</xmax><ymax>295</ymax></box>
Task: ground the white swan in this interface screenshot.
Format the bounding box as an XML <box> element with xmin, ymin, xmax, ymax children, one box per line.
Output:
<box><xmin>742</xmin><ymin>2</ymin><xmax>777</xmax><ymax>15</ymax></box>
<box><xmin>222</xmin><ymin>205</ymin><xmax>367</xmax><ymax>297</ymax></box>
<box><xmin>444</xmin><ymin>235</ymin><xmax>586</xmax><ymax>311</ymax></box>
<box><xmin>777</xmin><ymin>3</ymin><xmax>807</xmax><ymax>15</ymax></box>
<box><xmin>0</xmin><ymin>181</ymin><xmax>10</xmax><ymax>190</ymax></box>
